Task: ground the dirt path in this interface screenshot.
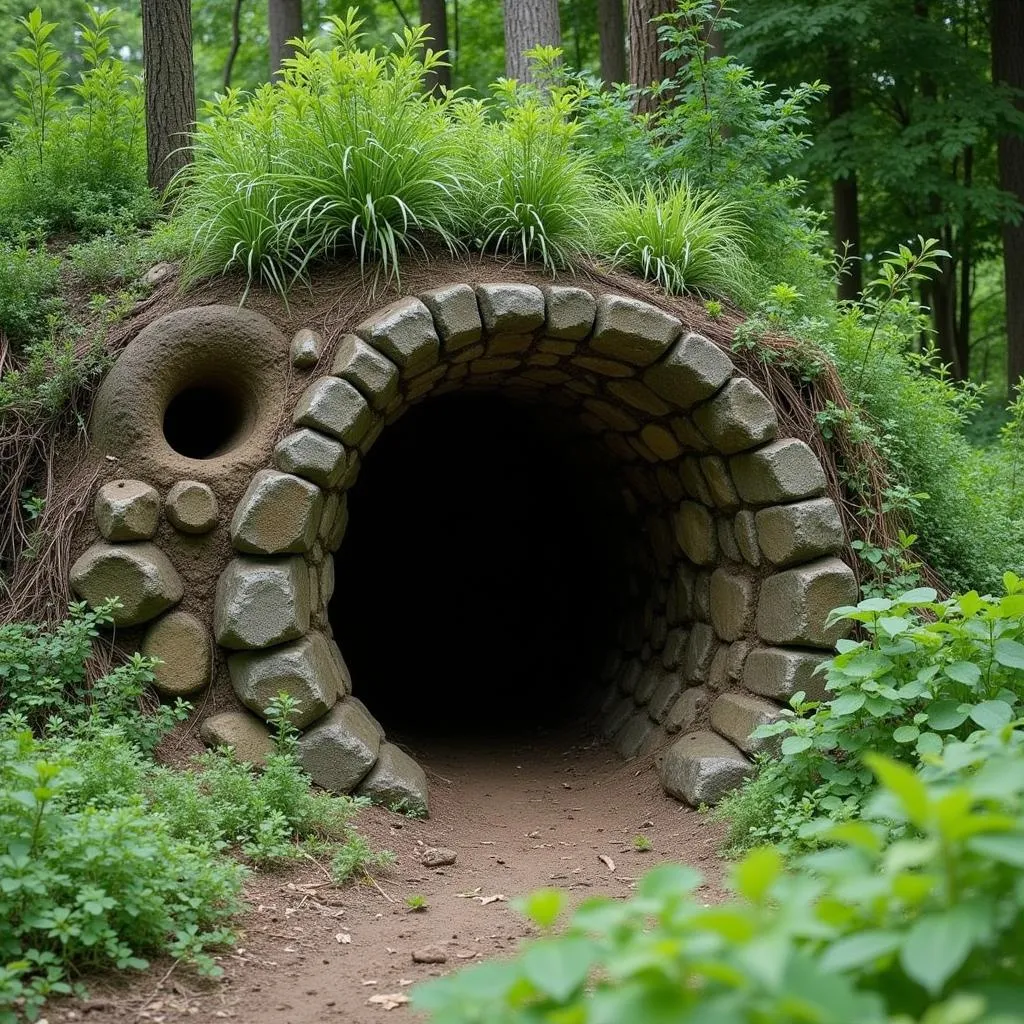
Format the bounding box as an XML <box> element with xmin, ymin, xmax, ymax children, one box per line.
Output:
<box><xmin>57</xmin><ymin>730</ymin><xmax>727</xmax><ymax>1024</ymax></box>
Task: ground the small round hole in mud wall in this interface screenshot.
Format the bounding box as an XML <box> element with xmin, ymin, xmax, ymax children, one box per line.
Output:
<box><xmin>163</xmin><ymin>382</ymin><xmax>251</xmax><ymax>460</ymax></box>
<box><xmin>331</xmin><ymin>392</ymin><xmax>640</xmax><ymax>740</ymax></box>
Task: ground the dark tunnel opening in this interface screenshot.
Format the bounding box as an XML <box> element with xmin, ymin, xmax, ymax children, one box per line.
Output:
<box><xmin>330</xmin><ymin>392</ymin><xmax>638</xmax><ymax>740</ymax></box>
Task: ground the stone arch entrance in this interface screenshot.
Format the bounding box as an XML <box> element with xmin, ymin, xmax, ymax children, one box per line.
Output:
<box><xmin>72</xmin><ymin>282</ymin><xmax>857</xmax><ymax>816</ymax></box>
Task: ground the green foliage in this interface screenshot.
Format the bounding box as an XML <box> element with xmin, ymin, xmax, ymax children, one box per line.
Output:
<box><xmin>0</xmin><ymin>7</ymin><xmax>154</xmax><ymax>237</ymax></box>
<box><xmin>331</xmin><ymin>831</ymin><xmax>397</xmax><ymax>883</ymax></box>
<box><xmin>0</xmin><ymin>241</ymin><xmax>60</xmax><ymax>347</ymax></box>
<box><xmin>416</xmin><ymin>741</ymin><xmax>1024</xmax><ymax>1022</ymax></box>
<box><xmin>405</xmin><ymin>894</ymin><xmax>428</xmax><ymax>912</ymax></box>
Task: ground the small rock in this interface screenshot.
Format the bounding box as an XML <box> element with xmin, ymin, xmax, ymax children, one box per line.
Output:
<box><xmin>142</xmin><ymin>262</ymin><xmax>176</xmax><ymax>287</ymax></box>
<box><xmin>291</xmin><ymin>328</ymin><xmax>324</xmax><ymax>369</ymax></box>
<box><xmin>411</xmin><ymin>946</ymin><xmax>447</xmax><ymax>965</ymax></box>
<box><xmin>94</xmin><ymin>479</ymin><xmax>160</xmax><ymax>541</ymax></box>
<box><xmin>421</xmin><ymin>847</ymin><xmax>457</xmax><ymax>868</ymax></box>
<box><xmin>165</xmin><ymin>480</ymin><xmax>219</xmax><ymax>535</ymax></box>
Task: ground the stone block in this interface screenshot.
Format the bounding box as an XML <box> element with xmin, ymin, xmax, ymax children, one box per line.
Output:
<box><xmin>419</xmin><ymin>284</ymin><xmax>482</xmax><ymax>352</ymax></box>
<box><xmin>733</xmin><ymin>510</ymin><xmax>760</xmax><ymax>566</ymax></box>
<box><xmin>710</xmin><ymin>691</ymin><xmax>782</xmax><ymax>756</ymax></box>
<box><xmin>634</xmin><ymin>664</ymin><xmax>662</xmax><ymax>705</ymax></box>
<box><xmin>230</xmin><ymin>469</ymin><xmax>323</xmax><ymax>555</ymax></box>
<box><xmin>615</xmin><ymin>711</ymin><xmax>654</xmax><ymax>757</ymax></box>
<box><xmin>142</xmin><ymin>610</ymin><xmax>211</xmax><ymax>696</ymax></box>
<box><xmin>640</xmin><ymin>424</ymin><xmax>682</xmax><ymax>460</ymax></box>
<box><xmin>228</xmin><ymin>631</ymin><xmax>340</xmax><ymax>728</ymax></box>
<box><xmin>94</xmin><ymin>479</ymin><xmax>160</xmax><ymax>541</ymax></box>
<box><xmin>573</xmin><ymin>355</ymin><xmax>634</xmax><ymax>377</ymax></box>
<box><xmin>665</xmin><ymin>686</ymin><xmax>711</xmax><ymax>735</ymax></box>
<box><xmin>673</xmin><ymin>563</ymin><xmax>695</xmax><ymax>623</ymax></box>
<box><xmin>670</xmin><ymin>415</ymin><xmax>711</xmax><ymax>452</ymax></box>
<box><xmin>694</xmin><ymin>571</ymin><xmax>712</xmax><ymax>622</ymax></box>
<box><xmin>165</xmin><ymin>480</ymin><xmax>218</xmax><ymax>535</ymax></box>
<box><xmin>355</xmin><ymin>297</ymin><xmax>439</xmax><ymax>375</ymax></box>
<box><xmin>357</xmin><ymin>742</ymin><xmax>429</xmax><ymax>817</ymax></box>
<box><xmin>476</xmin><ymin>283</ymin><xmax>545</xmax><ymax>334</ymax></box>
<box><xmin>298</xmin><ymin>699</ymin><xmax>381</xmax><ymax>794</ymax></box>
<box><xmin>717</xmin><ymin>518</ymin><xmax>741</xmax><ymax>562</ymax></box>
<box><xmin>731</xmin><ymin>439</ymin><xmax>827</xmax><ymax>505</ymax></box>
<box><xmin>755</xmin><ymin>497</ymin><xmax>844</xmax><ymax>567</ymax></box>
<box><xmin>214</xmin><ymin>556</ymin><xmax>310</xmax><ymax>650</ymax></box>
<box><xmin>319</xmin><ymin>553</ymin><xmax>335</xmax><ymax>605</ymax></box>
<box><xmin>709</xmin><ymin>568</ymin><xmax>757</xmax><ymax>642</ymax></box>
<box><xmin>347</xmin><ymin>695</ymin><xmax>384</xmax><ymax>736</ymax></box>
<box><xmin>742</xmin><ymin>646</ymin><xmax>831</xmax><ymax>703</ymax></box>
<box><xmin>644</xmin><ymin>332</ymin><xmax>732</xmax><ymax>409</ymax></box>
<box><xmin>290</xmin><ymin>327</ymin><xmax>323</xmax><ymax>369</ymax></box>
<box><xmin>582</xmin><ymin>399</ymin><xmax>639</xmax><ymax>432</ymax></box>
<box><xmin>699</xmin><ymin>457</ymin><xmax>740</xmax><ymax>511</ymax></box>
<box><xmin>678</xmin><ymin>457</ymin><xmax>713</xmax><ymax>504</ymax></box>
<box><xmin>331</xmin><ymin>334</ymin><xmax>399</xmax><ymax>409</ymax></box>
<box><xmin>606</xmin><ymin>380</ymin><xmax>670</xmax><ymax>416</ymax></box>
<box><xmin>661</xmin><ymin>627</ymin><xmax>689</xmax><ymax>669</ymax></box>
<box><xmin>274</xmin><ymin>429</ymin><xmax>347</xmax><ymax>490</ymax></box>
<box><xmin>673</xmin><ymin>501</ymin><xmax>717</xmax><ymax>565</ymax></box>
<box><xmin>70</xmin><ymin>541</ymin><xmax>183</xmax><ymax>626</ymax></box>
<box><xmin>648</xmin><ymin>671</ymin><xmax>683</xmax><ymax>723</ymax></box>
<box><xmin>590</xmin><ymin>295</ymin><xmax>680</xmax><ymax>366</ymax></box>
<box><xmin>756</xmin><ymin>557</ymin><xmax>857</xmax><ymax>648</ymax></box>
<box><xmin>692</xmin><ymin>378</ymin><xmax>778</xmax><ymax>455</ymax></box>
<box><xmin>543</xmin><ymin>285</ymin><xmax>596</xmax><ymax>340</ymax></box>
<box><xmin>200</xmin><ymin>711</ymin><xmax>275</xmax><ymax>766</ymax></box>
<box><xmin>294</xmin><ymin>377</ymin><xmax>373</xmax><ymax>446</ymax></box>
<box><xmin>682</xmin><ymin>621</ymin><xmax>718</xmax><ymax>682</ymax></box>
<box><xmin>659</xmin><ymin>730</ymin><xmax>752</xmax><ymax>806</ymax></box>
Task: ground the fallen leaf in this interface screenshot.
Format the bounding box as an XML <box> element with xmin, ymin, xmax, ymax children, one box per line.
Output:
<box><xmin>599</xmin><ymin>855</ymin><xmax>616</xmax><ymax>872</ymax></box>
<box><xmin>367</xmin><ymin>993</ymin><xmax>410</xmax><ymax>1010</ymax></box>
<box><xmin>474</xmin><ymin>894</ymin><xmax>507</xmax><ymax>905</ymax></box>
<box><xmin>456</xmin><ymin>887</ymin><xmax>482</xmax><ymax>898</ymax></box>
<box><xmin>335</xmin><ymin>933</ymin><xmax>352</xmax><ymax>944</ymax></box>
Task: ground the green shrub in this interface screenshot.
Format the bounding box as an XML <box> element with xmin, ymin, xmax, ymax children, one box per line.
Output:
<box><xmin>0</xmin><ymin>7</ymin><xmax>154</xmax><ymax>239</ymax></box>
<box><xmin>0</xmin><ymin>241</ymin><xmax>61</xmax><ymax>347</ymax></box>
<box><xmin>415</xmin><ymin>738</ymin><xmax>1024</xmax><ymax>1022</ymax></box>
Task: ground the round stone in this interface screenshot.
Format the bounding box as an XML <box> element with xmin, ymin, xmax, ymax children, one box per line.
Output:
<box><xmin>141</xmin><ymin>610</ymin><xmax>212</xmax><ymax>696</ymax></box>
<box><xmin>94</xmin><ymin>479</ymin><xmax>160</xmax><ymax>542</ymax></box>
<box><xmin>166</xmin><ymin>480</ymin><xmax>219</xmax><ymax>534</ymax></box>
<box><xmin>291</xmin><ymin>327</ymin><xmax>324</xmax><ymax>369</ymax></box>
<box><xmin>200</xmin><ymin>711</ymin><xmax>275</xmax><ymax>766</ymax></box>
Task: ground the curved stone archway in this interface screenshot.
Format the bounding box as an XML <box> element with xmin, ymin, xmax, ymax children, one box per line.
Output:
<box><xmin>70</xmin><ymin>281</ymin><xmax>857</xmax><ymax>816</ymax></box>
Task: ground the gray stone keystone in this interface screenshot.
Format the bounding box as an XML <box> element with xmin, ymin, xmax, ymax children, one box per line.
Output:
<box><xmin>709</xmin><ymin>567</ymin><xmax>757</xmax><ymax>642</ymax></box>
<box><xmin>731</xmin><ymin>439</ymin><xmax>828</xmax><ymax>505</ymax></box>
<box><xmin>742</xmin><ymin>646</ymin><xmax>831</xmax><ymax>703</ymax></box>
<box><xmin>589</xmin><ymin>294</ymin><xmax>681</xmax><ymax>366</ymax></box>
<box><xmin>214</xmin><ymin>556</ymin><xmax>310</xmax><ymax>650</ymax></box>
<box><xmin>659</xmin><ymin>730</ymin><xmax>752</xmax><ymax>806</ymax></box>
<box><xmin>644</xmin><ymin>332</ymin><xmax>733</xmax><ymax>409</ymax></box>
<box><xmin>355</xmin><ymin>297</ymin><xmax>439</xmax><ymax>376</ymax></box>
<box><xmin>230</xmin><ymin>469</ymin><xmax>323</xmax><ymax>555</ymax></box>
<box><xmin>419</xmin><ymin>284</ymin><xmax>482</xmax><ymax>352</ymax></box>
<box><xmin>756</xmin><ymin>556</ymin><xmax>857</xmax><ymax>648</ymax></box>
<box><xmin>290</xmin><ymin>328</ymin><xmax>323</xmax><ymax>369</ymax></box>
<box><xmin>710</xmin><ymin>692</ymin><xmax>783</xmax><ymax>756</ymax></box>
<box><xmin>293</xmin><ymin>376</ymin><xmax>373</xmax><ymax>446</ymax></box>
<box><xmin>673</xmin><ymin>501</ymin><xmax>717</xmax><ymax>565</ymax></box>
<box><xmin>356</xmin><ymin>742</ymin><xmax>430</xmax><ymax>817</ymax></box>
<box><xmin>165</xmin><ymin>480</ymin><xmax>218</xmax><ymax>535</ymax></box>
<box><xmin>755</xmin><ymin>497</ymin><xmax>844</xmax><ymax>567</ymax></box>
<box><xmin>200</xmin><ymin>711</ymin><xmax>275</xmax><ymax>767</ymax></box>
<box><xmin>142</xmin><ymin>610</ymin><xmax>211</xmax><ymax>696</ymax></box>
<box><xmin>274</xmin><ymin>429</ymin><xmax>347</xmax><ymax>491</ymax></box>
<box><xmin>475</xmin><ymin>283</ymin><xmax>546</xmax><ymax>334</ymax></box>
<box><xmin>331</xmin><ymin>334</ymin><xmax>399</xmax><ymax>409</ymax></box>
<box><xmin>542</xmin><ymin>285</ymin><xmax>596</xmax><ymax>340</ymax></box>
<box><xmin>228</xmin><ymin>631</ymin><xmax>340</xmax><ymax>729</ymax></box>
<box><xmin>70</xmin><ymin>541</ymin><xmax>183</xmax><ymax>626</ymax></box>
<box><xmin>299</xmin><ymin>699</ymin><xmax>382</xmax><ymax>793</ymax></box>
<box><xmin>692</xmin><ymin>378</ymin><xmax>778</xmax><ymax>455</ymax></box>
<box><xmin>94</xmin><ymin>479</ymin><xmax>160</xmax><ymax>542</ymax></box>
<box><xmin>665</xmin><ymin>686</ymin><xmax>711</xmax><ymax>735</ymax></box>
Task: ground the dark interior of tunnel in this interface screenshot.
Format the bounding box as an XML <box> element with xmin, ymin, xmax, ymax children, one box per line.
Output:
<box><xmin>163</xmin><ymin>380</ymin><xmax>251</xmax><ymax>460</ymax></box>
<box><xmin>330</xmin><ymin>392</ymin><xmax>639</xmax><ymax>739</ymax></box>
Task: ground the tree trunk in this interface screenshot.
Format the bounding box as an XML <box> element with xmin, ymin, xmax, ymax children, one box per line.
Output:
<box><xmin>141</xmin><ymin>0</ymin><xmax>196</xmax><ymax>197</ymax></box>
<box><xmin>504</xmin><ymin>0</ymin><xmax>561</xmax><ymax>82</ymax></box>
<box><xmin>224</xmin><ymin>0</ymin><xmax>244</xmax><ymax>90</ymax></box>
<box><xmin>628</xmin><ymin>0</ymin><xmax>681</xmax><ymax>114</ymax></box>
<box><xmin>268</xmin><ymin>0</ymin><xmax>302</xmax><ymax>80</ymax></box>
<box><xmin>420</xmin><ymin>0</ymin><xmax>451</xmax><ymax>94</ymax></box>
<box><xmin>993</xmin><ymin>0</ymin><xmax>1024</xmax><ymax>391</ymax></box>
<box><xmin>597</xmin><ymin>0</ymin><xmax>626</xmax><ymax>87</ymax></box>
<box><xmin>827</xmin><ymin>47</ymin><xmax>862</xmax><ymax>301</ymax></box>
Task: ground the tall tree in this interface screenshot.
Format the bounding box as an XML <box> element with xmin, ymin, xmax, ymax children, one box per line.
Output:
<box><xmin>420</xmin><ymin>0</ymin><xmax>451</xmax><ymax>94</ymax></box>
<box><xmin>503</xmin><ymin>0</ymin><xmax>560</xmax><ymax>81</ymax></box>
<box><xmin>992</xmin><ymin>0</ymin><xmax>1024</xmax><ymax>390</ymax></box>
<box><xmin>827</xmin><ymin>44</ymin><xmax>862</xmax><ymax>301</ymax></box>
<box><xmin>141</xmin><ymin>0</ymin><xmax>195</xmax><ymax>196</ymax></box>
<box><xmin>597</xmin><ymin>0</ymin><xmax>626</xmax><ymax>87</ymax></box>
<box><xmin>628</xmin><ymin>0</ymin><xmax>680</xmax><ymax>113</ymax></box>
<box><xmin>268</xmin><ymin>0</ymin><xmax>302</xmax><ymax>79</ymax></box>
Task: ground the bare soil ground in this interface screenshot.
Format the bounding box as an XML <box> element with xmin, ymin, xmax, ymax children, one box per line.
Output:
<box><xmin>53</xmin><ymin>730</ymin><xmax>727</xmax><ymax>1024</ymax></box>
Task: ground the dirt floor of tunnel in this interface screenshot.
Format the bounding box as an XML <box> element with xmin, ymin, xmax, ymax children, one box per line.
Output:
<box><xmin>57</xmin><ymin>731</ymin><xmax>727</xmax><ymax>1024</ymax></box>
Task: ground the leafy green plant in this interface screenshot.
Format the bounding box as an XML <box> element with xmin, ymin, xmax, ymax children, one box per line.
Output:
<box><xmin>405</xmin><ymin>894</ymin><xmax>428</xmax><ymax>912</ymax></box>
<box><xmin>0</xmin><ymin>241</ymin><xmax>61</xmax><ymax>347</ymax></box>
<box><xmin>415</xmin><ymin>740</ymin><xmax>1024</xmax><ymax>1022</ymax></box>
<box><xmin>632</xmin><ymin>834</ymin><xmax>652</xmax><ymax>852</ymax></box>
<box><xmin>332</xmin><ymin>831</ymin><xmax>397</xmax><ymax>883</ymax></box>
